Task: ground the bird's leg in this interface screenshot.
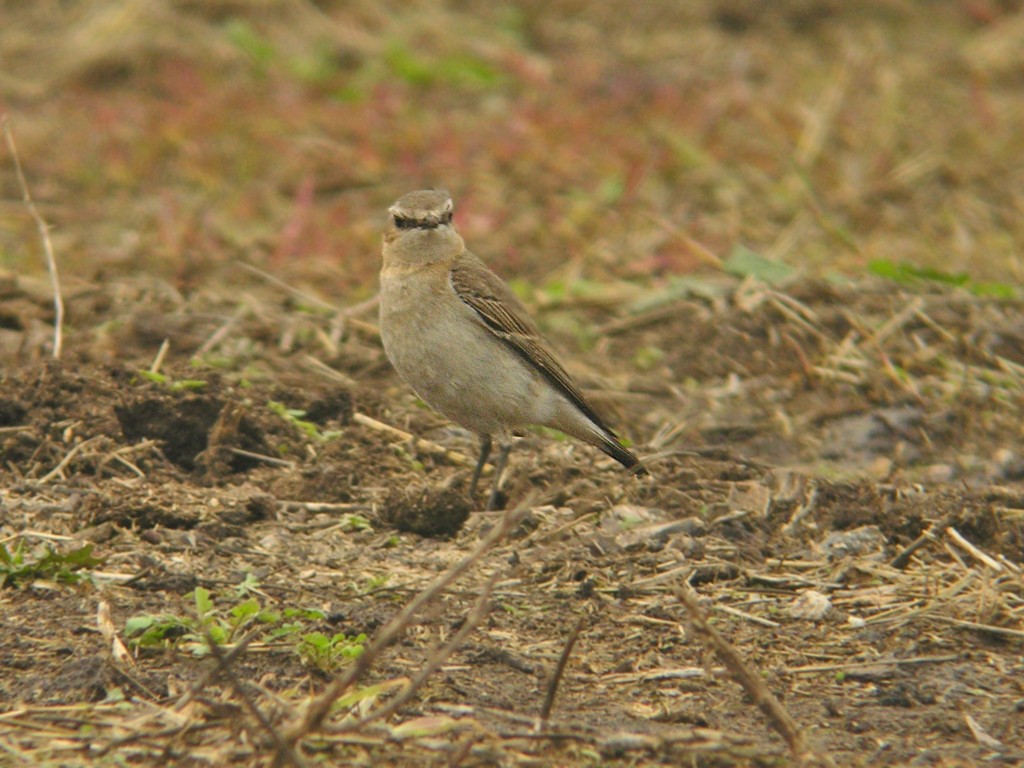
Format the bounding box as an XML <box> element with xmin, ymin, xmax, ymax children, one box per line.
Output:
<box><xmin>485</xmin><ymin>444</ymin><xmax>512</xmax><ymax>511</ymax></box>
<box><xmin>468</xmin><ymin>434</ymin><xmax>492</xmax><ymax>499</ymax></box>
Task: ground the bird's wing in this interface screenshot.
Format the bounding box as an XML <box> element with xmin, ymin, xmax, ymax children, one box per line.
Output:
<box><xmin>449</xmin><ymin>252</ymin><xmax>617</xmax><ymax>437</ymax></box>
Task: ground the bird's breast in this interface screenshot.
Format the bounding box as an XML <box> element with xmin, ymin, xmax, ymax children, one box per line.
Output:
<box><xmin>378</xmin><ymin>270</ymin><xmax>546</xmax><ymax>435</ymax></box>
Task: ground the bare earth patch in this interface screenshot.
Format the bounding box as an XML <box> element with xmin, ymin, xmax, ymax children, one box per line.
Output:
<box><xmin>1</xmin><ymin>270</ymin><xmax>1022</xmax><ymax>766</ymax></box>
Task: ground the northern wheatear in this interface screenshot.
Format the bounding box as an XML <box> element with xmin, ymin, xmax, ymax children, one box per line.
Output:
<box><xmin>379</xmin><ymin>189</ymin><xmax>647</xmax><ymax>509</ymax></box>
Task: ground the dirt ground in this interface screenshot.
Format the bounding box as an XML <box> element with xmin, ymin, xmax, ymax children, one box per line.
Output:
<box><xmin>2</xmin><ymin>2</ymin><xmax>1024</xmax><ymax>767</ymax></box>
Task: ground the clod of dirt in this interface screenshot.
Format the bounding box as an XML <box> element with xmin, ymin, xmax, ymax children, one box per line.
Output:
<box><xmin>127</xmin><ymin>561</ymin><xmax>199</xmax><ymax>593</ymax></box>
<box><xmin>300</xmin><ymin>390</ymin><xmax>355</xmax><ymax>425</ymax></box>
<box><xmin>16</xmin><ymin>655</ymin><xmax>117</xmax><ymax>704</ymax></box>
<box><xmin>379</xmin><ymin>485</ymin><xmax>472</xmax><ymax>538</ymax></box>
<box><xmin>269</xmin><ymin>384</ymin><xmax>355</xmax><ymax>427</ymax></box>
<box><xmin>85</xmin><ymin>493</ymin><xmax>202</xmax><ymax>530</ymax></box>
<box><xmin>789</xmin><ymin>589</ymin><xmax>833</xmax><ymax>621</ymax></box>
<box><xmin>819</xmin><ymin>524</ymin><xmax>887</xmax><ymax>561</ymax></box>
<box><xmin>115</xmin><ymin>395</ymin><xmax>223</xmax><ymax>470</ymax></box>
<box><xmin>198</xmin><ymin>401</ymin><xmax>274</xmax><ymax>476</ymax></box>
<box><xmin>232</xmin><ymin>492</ymin><xmax>277</xmax><ymax>523</ymax></box>
<box><xmin>0</xmin><ymin>398</ymin><xmax>27</xmax><ymax>425</ymax></box>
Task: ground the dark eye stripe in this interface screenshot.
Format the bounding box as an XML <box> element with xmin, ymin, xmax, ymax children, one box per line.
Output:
<box><xmin>393</xmin><ymin>213</ymin><xmax>451</xmax><ymax>230</ymax></box>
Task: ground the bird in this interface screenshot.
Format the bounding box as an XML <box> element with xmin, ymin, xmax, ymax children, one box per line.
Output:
<box><xmin>378</xmin><ymin>189</ymin><xmax>648</xmax><ymax>509</ymax></box>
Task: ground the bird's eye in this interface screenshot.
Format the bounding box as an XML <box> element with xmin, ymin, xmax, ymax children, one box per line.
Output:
<box><xmin>393</xmin><ymin>216</ymin><xmax>417</xmax><ymax>229</ymax></box>
<box><xmin>440</xmin><ymin>211</ymin><xmax>453</xmax><ymax>225</ymax></box>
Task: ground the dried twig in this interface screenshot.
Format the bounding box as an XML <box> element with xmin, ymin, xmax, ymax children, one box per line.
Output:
<box><xmin>781</xmin><ymin>481</ymin><xmax>818</xmax><ymax>537</ymax></box>
<box><xmin>333</xmin><ymin>570</ymin><xmax>502</xmax><ymax>734</ymax></box>
<box><xmin>173</xmin><ymin>633</ymin><xmax>258</xmax><ymax>712</ymax></box>
<box><xmin>37</xmin><ymin>436</ymin><xmax>104</xmax><ymax>484</ymax></box>
<box><xmin>946</xmin><ymin>527</ymin><xmax>1004</xmax><ymax>572</ymax></box>
<box><xmin>299</xmin><ymin>355</ymin><xmax>358</xmax><ymax>389</ymax></box>
<box><xmin>714</xmin><ymin>603</ymin><xmax>780</xmax><ymax>628</ymax></box>
<box><xmin>278</xmin><ymin>505</ymin><xmax>527</xmax><ymax>761</ymax></box>
<box><xmin>338</xmin><ymin>293</ymin><xmax>381</xmax><ymax>318</ymax></box>
<box><xmin>541</xmin><ymin>616</ymin><xmax>584</xmax><ymax>722</ymax></box>
<box><xmin>277</xmin><ymin>500</ymin><xmax>371</xmax><ymax>513</ymax></box>
<box><xmin>229</xmin><ymin>447</ymin><xmax>296</xmax><ymax>468</ymax></box>
<box><xmin>934</xmin><ymin>617</ymin><xmax>1024</xmax><ymax>639</ymax></box>
<box><xmin>962</xmin><ymin>711</ymin><xmax>1005</xmax><ymax>751</ymax></box>
<box><xmin>195</xmin><ymin>302</ymin><xmax>250</xmax><ymax>358</ymax></box>
<box><xmin>780</xmin><ymin>654</ymin><xmax>958</xmax><ymax>676</ymax></box>
<box><xmin>204</xmin><ymin>629</ymin><xmax>305</xmax><ymax>768</ymax></box>
<box><xmin>353</xmin><ymin>412</ymin><xmax>486</xmax><ymax>471</ymax></box>
<box><xmin>149</xmin><ymin>338</ymin><xmax>170</xmax><ymax>375</ymax></box>
<box><xmin>889</xmin><ymin>524</ymin><xmax>938</xmax><ymax>569</ymax></box>
<box><xmin>238</xmin><ymin>262</ymin><xmax>336</xmax><ymax>313</ymax></box>
<box><xmin>96</xmin><ymin>600</ymin><xmax>135</xmax><ymax>670</ymax></box>
<box><xmin>676</xmin><ymin>586</ymin><xmax>830</xmax><ymax>765</ymax></box>
<box><xmin>2</xmin><ymin>116</ymin><xmax>64</xmax><ymax>359</ymax></box>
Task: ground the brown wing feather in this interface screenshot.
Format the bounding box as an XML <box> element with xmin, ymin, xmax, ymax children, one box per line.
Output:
<box><xmin>449</xmin><ymin>253</ymin><xmax>618</xmax><ymax>438</ymax></box>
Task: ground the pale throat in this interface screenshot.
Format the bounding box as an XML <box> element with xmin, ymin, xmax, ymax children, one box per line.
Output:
<box><xmin>385</xmin><ymin>228</ymin><xmax>464</xmax><ymax>269</ymax></box>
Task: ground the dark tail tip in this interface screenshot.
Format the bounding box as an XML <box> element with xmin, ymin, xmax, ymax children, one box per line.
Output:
<box><xmin>630</xmin><ymin>461</ymin><xmax>650</xmax><ymax>477</ymax></box>
<box><xmin>598</xmin><ymin>437</ymin><xmax>649</xmax><ymax>477</ymax></box>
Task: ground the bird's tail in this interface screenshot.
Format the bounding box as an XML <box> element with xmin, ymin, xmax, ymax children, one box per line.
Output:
<box><xmin>595</xmin><ymin>434</ymin><xmax>649</xmax><ymax>476</ymax></box>
<box><xmin>553</xmin><ymin>406</ymin><xmax>649</xmax><ymax>477</ymax></box>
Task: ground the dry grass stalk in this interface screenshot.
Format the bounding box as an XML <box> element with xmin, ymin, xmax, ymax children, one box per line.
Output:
<box><xmin>37</xmin><ymin>436</ymin><xmax>104</xmax><ymax>484</ymax></box>
<box><xmin>946</xmin><ymin>526</ymin><xmax>1004</xmax><ymax>572</ymax></box>
<box><xmin>173</xmin><ymin>632</ymin><xmax>259</xmax><ymax>713</ymax></box>
<box><xmin>228</xmin><ymin>447</ymin><xmax>296</xmax><ymax>468</ymax></box>
<box><xmin>780</xmin><ymin>654</ymin><xmax>958</xmax><ymax>676</ymax></box>
<box><xmin>675</xmin><ymin>586</ymin><xmax>831</xmax><ymax>766</ymax></box>
<box><xmin>149</xmin><ymin>338</ymin><xmax>170</xmax><ymax>374</ymax></box>
<box><xmin>813</xmin><ymin>331</ymin><xmax>868</xmax><ymax>384</ymax></box>
<box><xmin>540</xmin><ymin>616</ymin><xmax>585</xmax><ymax>722</ymax></box>
<box><xmin>204</xmin><ymin>629</ymin><xmax>304</xmax><ymax>768</ymax></box>
<box><xmin>331</xmin><ymin>570</ymin><xmax>501</xmax><ymax>735</ymax></box>
<box><xmin>277</xmin><ymin>500</ymin><xmax>370</xmax><ymax>513</ymax></box>
<box><xmin>238</xmin><ymin>262</ymin><xmax>336</xmax><ymax>313</ymax></box>
<box><xmin>795</xmin><ymin>55</ymin><xmax>854</xmax><ymax>168</ymax></box>
<box><xmin>889</xmin><ymin>524</ymin><xmax>938</xmax><ymax>569</ymax></box>
<box><xmin>277</xmin><ymin>505</ymin><xmax>528</xmax><ymax>761</ymax></box>
<box><xmin>195</xmin><ymin>303</ymin><xmax>250</xmax><ymax>359</ymax></box>
<box><xmin>2</xmin><ymin>117</ymin><xmax>64</xmax><ymax>360</ymax></box>
<box><xmin>352</xmin><ymin>412</ymin><xmax>487</xmax><ymax>471</ymax></box>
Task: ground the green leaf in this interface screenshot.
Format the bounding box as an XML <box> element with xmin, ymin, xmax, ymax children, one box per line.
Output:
<box><xmin>333</xmin><ymin>679</ymin><xmax>405</xmax><ymax>710</ymax></box>
<box><xmin>0</xmin><ymin>541</ymin><xmax>23</xmax><ymax>567</ymax></box>
<box><xmin>230</xmin><ymin>598</ymin><xmax>260</xmax><ymax>623</ymax></box>
<box><xmin>969</xmin><ymin>281</ymin><xmax>1017</xmax><ymax>299</ymax></box>
<box><xmin>170</xmin><ymin>379</ymin><xmax>208</xmax><ymax>391</ymax></box>
<box><xmin>868</xmin><ymin>259</ymin><xmax>1018</xmax><ymax>298</ymax></box>
<box><xmin>60</xmin><ymin>544</ymin><xmax>105</xmax><ymax>569</ymax></box>
<box><xmin>342</xmin><ymin>514</ymin><xmax>372</xmax><ymax>532</ymax></box>
<box><xmin>723</xmin><ymin>245</ymin><xmax>795</xmax><ymax>285</ymax></box>
<box><xmin>302</xmin><ymin>631</ymin><xmax>330</xmax><ymax>652</ymax></box>
<box><xmin>235</xmin><ymin>572</ymin><xmax>260</xmax><ymax>597</ymax></box>
<box><xmin>283</xmin><ymin>607</ymin><xmax>326</xmax><ymax>621</ymax></box>
<box><xmin>390</xmin><ymin>715</ymin><xmax>461</xmax><ymax>739</ymax></box>
<box><xmin>137</xmin><ymin>370</ymin><xmax>168</xmax><ymax>384</ymax></box>
<box><xmin>206</xmin><ymin>625</ymin><xmax>228</xmax><ymax>645</ymax></box>
<box><xmin>0</xmin><ymin>542</ymin><xmax>104</xmax><ymax>587</ymax></box>
<box><xmin>124</xmin><ymin>615</ymin><xmax>156</xmax><ymax>636</ymax></box>
<box><xmin>193</xmin><ymin>587</ymin><xmax>214</xmax><ymax>616</ymax></box>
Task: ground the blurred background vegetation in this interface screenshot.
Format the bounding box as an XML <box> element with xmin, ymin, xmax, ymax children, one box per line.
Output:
<box><xmin>1</xmin><ymin>0</ymin><xmax>1022</xmax><ymax>304</ymax></box>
